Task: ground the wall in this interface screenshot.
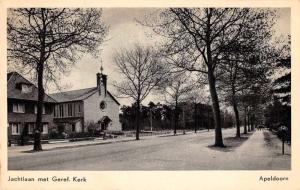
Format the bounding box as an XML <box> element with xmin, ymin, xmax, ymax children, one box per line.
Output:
<box><xmin>83</xmin><ymin>89</ymin><xmax>121</xmax><ymax>131</ymax></box>
<box><xmin>7</xmin><ymin>99</ymin><xmax>54</xmax><ymax>140</ymax></box>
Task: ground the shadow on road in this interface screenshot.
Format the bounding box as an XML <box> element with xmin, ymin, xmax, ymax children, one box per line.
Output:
<box><xmin>207</xmin><ymin>132</ymin><xmax>253</xmax><ymax>152</ymax></box>
<box><xmin>21</xmin><ymin>149</ymin><xmax>52</xmax><ymax>154</ymax></box>
<box><xmin>263</xmin><ymin>131</ymin><xmax>273</xmax><ymax>147</ymax></box>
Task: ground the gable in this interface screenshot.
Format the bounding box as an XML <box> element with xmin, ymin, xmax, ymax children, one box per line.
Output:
<box><xmin>107</xmin><ymin>91</ymin><xmax>120</xmax><ymax>105</ymax></box>
<box><xmin>83</xmin><ymin>89</ymin><xmax>120</xmax><ymax>106</ymax></box>
<box><xmin>7</xmin><ymin>72</ymin><xmax>56</xmax><ymax>103</ymax></box>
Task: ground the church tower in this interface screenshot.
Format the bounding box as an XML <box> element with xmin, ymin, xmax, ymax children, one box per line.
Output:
<box><xmin>96</xmin><ymin>65</ymin><xmax>107</xmax><ymax>96</ymax></box>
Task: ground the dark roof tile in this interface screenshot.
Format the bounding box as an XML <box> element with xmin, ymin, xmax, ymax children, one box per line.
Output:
<box><xmin>7</xmin><ymin>72</ymin><xmax>56</xmax><ymax>103</ymax></box>
<box><xmin>49</xmin><ymin>87</ymin><xmax>97</xmax><ymax>102</ymax></box>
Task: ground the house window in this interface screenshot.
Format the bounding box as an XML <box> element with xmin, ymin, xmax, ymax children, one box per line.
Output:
<box><xmin>78</xmin><ymin>105</ymin><xmax>81</xmax><ymax>113</ymax></box>
<box><xmin>21</xmin><ymin>84</ymin><xmax>32</xmax><ymax>93</ymax></box>
<box><xmin>13</xmin><ymin>103</ymin><xmax>25</xmax><ymax>113</ymax></box>
<box><xmin>42</xmin><ymin>123</ymin><xmax>48</xmax><ymax>134</ymax></box>
<box><xmin>59</xmin><ymin>105</ymin><xmax>64</xmax><ymax>117</ymax></box>
<box><xmin>28</xmin><ymin>125</ymin><xmax>33</xmax><ymax>134</ymax></box>
<box><xmin>11</xmin><ymin>123</ymin><xmax>20</xmax><ymax>135</ymax></box>
<box><xmin>68</xmin><ymin>104</ymin><xmax>73</xmax><ymax>117</ymax></box>
<box><xmin>28</xmin><ymin>123</ymin><xmax>35</xmax><ymax>134</ymax></box>
<box><xmin>34</xmin><ymin>105</ymin><xmax>46</xmax><ymax>114</ymax></box>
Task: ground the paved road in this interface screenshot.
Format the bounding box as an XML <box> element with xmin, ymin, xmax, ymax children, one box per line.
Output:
<box><xmin>8</xmin><ymin>128</ymin><xmax>290</xmax><ymax>170</ymax></box>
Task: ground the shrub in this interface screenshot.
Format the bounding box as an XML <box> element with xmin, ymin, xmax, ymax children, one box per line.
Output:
<box><xmin>18</xmin><ymin>135</ymin><xmax>30</xmax><ymax>146</ymax></box>
<box><xmin>68</xmin><ymin>132</ymin><xmax>91</xmax><ymax>139</ymax></box>
<box><xmin>85</xmin><ymin>121</ymin><xmax>101</xmax><ymax>136</ymax></box>
<box><xmin>48</xmin><ymin>131</ymin><xmax>65</xmax><ymax>139</ymax></box>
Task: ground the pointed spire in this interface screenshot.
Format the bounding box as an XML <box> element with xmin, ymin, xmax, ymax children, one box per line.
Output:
<box><xmin>100</xmin><ymin>65</ymin><xmax>103</xmax><ymax>74</ymax></box>
<box><xmin>100</xmin><ymin>58</ymin><xmax>104</xmax><ymax>74</ymax></box>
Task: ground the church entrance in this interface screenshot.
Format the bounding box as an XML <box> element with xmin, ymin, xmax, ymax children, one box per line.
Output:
<box><xmin>98</xmin><ymin>116</ymin><xmax>112</xmax><ymax>131</ymax></box>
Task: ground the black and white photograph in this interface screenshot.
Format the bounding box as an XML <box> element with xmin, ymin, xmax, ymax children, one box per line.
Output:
<box><xmin>5</xmin><ymin>7</ymin><xmax>291</xmax><ymax>172</ymax></box>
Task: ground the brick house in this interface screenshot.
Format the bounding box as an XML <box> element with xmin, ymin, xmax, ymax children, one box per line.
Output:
<box><xmin>49</xmin><ymin>70</ymin><xmax>121</xmax><ymax>134</ymax></box>
<box><xmin>7</xmin><ymin>72</ymin><xmax>56</xmax><ymax>141</ymax></box>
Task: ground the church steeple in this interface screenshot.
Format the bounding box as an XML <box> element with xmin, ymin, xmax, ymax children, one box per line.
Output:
<box><xmin>96</xmin><ymin>61</ymin><xmax>107</xmax><ymax>96</ymax></box>
<box><xmin>100</xmin><ymin>62</ymin><xmax>104</xmax><ymax>74</ymax></box>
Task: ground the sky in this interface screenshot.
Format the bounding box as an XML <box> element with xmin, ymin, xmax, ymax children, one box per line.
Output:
<box><xmin>49</xmin><ymin>8</ymin><xmax>159</xmax><ymax>105</ymax></box>
<box><xmin>49</xmin><ymin>8</ymin><xmax>291</xmax><ymax>106</ymax></box>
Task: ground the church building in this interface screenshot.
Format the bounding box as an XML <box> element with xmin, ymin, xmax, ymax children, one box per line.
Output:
<box><xmin>50</xmin><ymin>68</ymin><xmax>121</xmax><ymax>134</ymax></box>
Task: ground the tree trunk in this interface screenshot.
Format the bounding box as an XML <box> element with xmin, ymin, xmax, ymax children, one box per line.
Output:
<box><xmin>251</xmin><ymin>115</ymin><xmax>254</xmax><ymax>131</ymax></box>
<box><xmin>247</xmin><ymin>114</ymin><xmax>251</xmax><ymax>132</ymax></box>
<box><xmin>243</xmin><ymin>107</ymin><xmax>247</xmax><ymax>134</ymax></box>
<box><xmin>205</xmin><ymin>17</ymin><xmax>224</xmax><ymax>146</ymax></box>
<box><xmin>182</xmin><ymin>109</ymin><xmax>185</xmax><ymax>134</ymax></box>
<box><xmin>136</xmin><ymin>99</ymin><xmax>140</xmax><ymax>140</ymax></box>
<box><xmin>252</xmin><ymin>115</ymin><xmax>256</xmax><ymax>130</ymax></box>
<box><xmin>34</xmin><ymin>8</ymin><xmax>46</xmax><ymax>151</ymax></box>
<box><xmin>34</xmin><ymin>63</ymin><xmax>44</xmax><ymax>151</ymax></box>
<box><xmin>149</xmin><ymin>108</ymin><xmax>153</xmax><ymax>131</ymax></box>
<box><xmin>207</xmin><ymin>68</ymin><xmax>224</xmax><ymax>147</ymax></box>
<box><xmin>194</xmin><ymin>105</ymin><xmax>197</xmax><ymax>133</ymax></box>
<box><xmin>174</xmin><ymin>100</ymin><xmax>178</xmax><ymax>135</ymax></box>
<box><xmin>233</xmin><ymin>99</ymin><xmax>240</xmax><ymax>138</ymax></box>
<box><xmin>207</xmin><ymin>110</ymin><xmax>210</xmax><ymax>132</ymax></box>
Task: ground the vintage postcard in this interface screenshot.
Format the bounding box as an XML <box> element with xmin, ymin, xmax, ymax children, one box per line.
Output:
<box><xmin>0</xmin><ymin>0</ymin><xmax>299</xmax><ymax>189</ymax></box>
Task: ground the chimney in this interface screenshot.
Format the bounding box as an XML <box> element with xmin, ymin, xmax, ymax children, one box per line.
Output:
<box><xmin>97</xmin><ymin>73</ymin><xmax>101</xmax><ymax>95</ymax></box>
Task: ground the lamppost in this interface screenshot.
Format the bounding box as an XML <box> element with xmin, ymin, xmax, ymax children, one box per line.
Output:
<box><xmin>279</xmin><ymin>125</ymin><xmax>288</xmax><ymax>155</ymax></box>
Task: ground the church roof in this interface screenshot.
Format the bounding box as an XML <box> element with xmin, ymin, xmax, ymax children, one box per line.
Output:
<box><xmin>50</xmin><ymin>87</ymin><xmax>120</xmax><ymax>105</ymax></box>
<box><xmin>7</xmin><ymin>72</ymin><xmax>56</xmax><ymax>103</ymax></box>
<box><xmin>50</xmin><ymin>87</ymin><xmax>97</xmax><ymax>102</ymax></box>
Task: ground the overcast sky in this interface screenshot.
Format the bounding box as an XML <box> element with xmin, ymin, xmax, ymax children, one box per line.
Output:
<box><xmin>52</xmin><ymin>8</ymin><xmax>291</xmax><ymax>106</ymax></box>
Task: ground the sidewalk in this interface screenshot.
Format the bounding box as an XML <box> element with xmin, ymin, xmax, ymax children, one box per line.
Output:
<box><xmin>230</xmin><ymin>129</ymin><xmax>291</xmax><ymax>170</ymax></box>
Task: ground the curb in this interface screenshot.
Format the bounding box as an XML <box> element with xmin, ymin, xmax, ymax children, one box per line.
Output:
<box><xmin>26</xmin><ymin>138</ymin><xmax>137</xmax><ymax>152</ymax></box>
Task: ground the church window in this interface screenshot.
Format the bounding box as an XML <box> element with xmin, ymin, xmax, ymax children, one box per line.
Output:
<box><xmin>100</xmin><ymin>101</ymin><xmax>106</xmax><ymax>110</ymax></box>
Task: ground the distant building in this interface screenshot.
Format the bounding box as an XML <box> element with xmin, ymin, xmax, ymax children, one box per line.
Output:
<box><xmin>7</xmin><ymin>72</ymin><xmax>56</xmax><ymax>141</ymax></box>
<box><xmin>50</xmin><ymin>70</ymin><xmax>121</xmax><ymax>133</ymax></box>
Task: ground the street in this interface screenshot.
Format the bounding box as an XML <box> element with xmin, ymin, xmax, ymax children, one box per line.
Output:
<box><xmin>8</xmin><ymin>128</ymin><xmax>290</xmax><ymax>170</ymax></box>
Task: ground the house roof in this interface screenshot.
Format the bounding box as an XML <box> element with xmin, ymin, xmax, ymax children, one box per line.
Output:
<box><xmin>7</xmin><ymin>72</ymin><xmax>56</xmax><ymax>103</ymax></box>
<box><xmin>7</xmin><ymin>72</ymin><xmax>15</xmax><ymax>81</ymax></box>
<box><xmin>50</xmin><ymin>87</ymin><xmax>120</xmax><ymax>105</ymax></box>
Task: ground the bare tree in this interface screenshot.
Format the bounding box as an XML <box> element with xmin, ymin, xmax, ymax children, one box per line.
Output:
<box><xmin>113</xmin><ymin>44</ymin><xmax>167</xmax><ymax>140</ymax></box>
<box><xmin>218</xmin><ymin>56</ymin><xmax>273</xmax><ymax>137</ymax></box>
<box><xmin>145</xmin><ymin>8</ymin><xmax>277</xmax><ymax>147</ymax></box>
<box><xmin>216</xmin><ymin>10</ymin><xmax>277</xmax><ymax>137</ymax></box>
<box><xmin>163</xmin><ymin>72</ymin><xmax>196</xmax><ymax>135</ymax></box>
<box><xmin>7</xmin><ymin>8</ymin><xmax>108</xmax><ymax>151</ymax></box>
